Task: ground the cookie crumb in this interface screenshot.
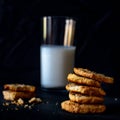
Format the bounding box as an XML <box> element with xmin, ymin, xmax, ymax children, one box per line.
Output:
<box><xmin>28</xmin><ymin>97</ymin><xmax>42</xmax><ymax>104</ymax></box>
<box><xmin>17</xmin><ymin>98</ymin><xmax>24</xmax><ymax>105</ymax></box>
<box><xmin>24</xmin><ymin>104</ymin><xmax>29</xmax><ymax>108</ymax></box>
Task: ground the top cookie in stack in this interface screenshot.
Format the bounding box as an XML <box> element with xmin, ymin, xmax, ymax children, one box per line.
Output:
<box><xmin>61</xmin><ymin>67</ymin><xmax>114</xmax><ymax>114</ymax></box>
<box><xmin>73</xmin><ymin>68</ymin><xmax>114</xmax><ymax>84</ymax></box>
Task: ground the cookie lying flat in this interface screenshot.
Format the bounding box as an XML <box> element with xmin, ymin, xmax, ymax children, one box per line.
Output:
<box><xmin>2</xmin><ymin>90</ymin><xmax>36</xmax><ymax>101</ymax></box>
<box><xmin>67</xmin><ymin>73</ymin><xmax>101</xmax><ymax>87</ymax></box>
<box><xmin>73</xmin><ymin>68</ymin><xmax>114</xmax><ymax>84</ymax></box>
<box><xmin>69</xmin><ymin>92</ymin><xmax>104</xmax><ymax>104</ymax></box>
<box><xmin>66</xmin><ymin>83</ymin><xmax>106</xmax><ymax>96</ymax></box>
<box><xmin>61</xmin><ymin>100</ymin><xmax>106</xmax><ymax>114</ymax></box>
<box><xmin>4</xmin><ymin>84</ymin><xmax>36</xmax><ymax>92</ymax></box>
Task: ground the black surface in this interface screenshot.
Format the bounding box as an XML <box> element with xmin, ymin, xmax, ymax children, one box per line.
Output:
<box><xmin>0</xmin><ymin>87</ymin><xmax>120</xmax><ymax>120</ymax></box>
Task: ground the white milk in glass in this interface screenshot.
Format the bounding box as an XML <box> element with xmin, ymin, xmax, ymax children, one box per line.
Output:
<box><xmin>40</xmin><ymin>45</ymin><xmax>76</xmax><ymax>89</ymax></box>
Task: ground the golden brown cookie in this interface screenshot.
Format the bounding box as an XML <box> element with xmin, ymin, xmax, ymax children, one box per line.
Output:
<box><xmin>66</xmin><ymin>83</ymin><xmax>106</xmax><ymax>96</ymax></box>
<box><xmin>67</xmin><ymin>73</ymin><xmax>101</xmax><ymax>87</ymax></box>
<box><xmin>69</xmin><ymin>92</ymin><xmax>104</xmax><ymax>104</ymax></box>
<box><xmin>61</xmin><ymin>100</ymin><xmax>106</xmax><ymax>114</ymax></box>
<box><xmin>73</xmin><ymin>68</ymin><xmax>114</xmax><ymax>84</ymax></box>
<box><xmin>4</xmin><ymin>83</ymin><xmax>36</xmax><ymax>92</ymax></box>
<box><xmin>2</xmin><ymin>90</ymin><xmax>36</xmax><ymax>101</ymax></box>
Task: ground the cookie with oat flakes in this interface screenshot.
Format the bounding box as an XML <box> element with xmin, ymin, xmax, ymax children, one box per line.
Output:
<box><xmin>74</xmin><ymin>68</ymin><xmax>114</xmax><ymax>84</ymax></box>
<box><xmin>61</xmin><ymin>100</ymin><xmax>106</xmax><ymax>114</ymax></box>
<box><xmin>67</xmin><ymin>73</ymin><xmax>101</xmax><ymax>87</ymax></box>
<box><xmin>69</xmin><ymin>92</ymin><xmax>104</xmax><ymax>104</ymax></box>
<box><xmin>66</xmin><ymin>83</ymin><xmax>106</xmax><ymax>96</ymax></box>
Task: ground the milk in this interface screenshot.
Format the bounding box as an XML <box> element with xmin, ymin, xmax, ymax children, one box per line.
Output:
<box><xmin>40</xmin><ymin>45</ymin><xmax>76</xmax><ymax>89</ymax></box>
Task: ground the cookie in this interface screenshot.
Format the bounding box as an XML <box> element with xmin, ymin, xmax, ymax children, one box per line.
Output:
<box><xmin>73</xmin><ymin>68</ymin><xmax>114</xmax><ymax>84</ymax></box>
<box><xmin>61</xmin><ymin>100</ymin><xmax>106</xmax><ymax>114</ymax></box>
<box><xmin>4</xmin><ymin>83</ymin><xmax>36</xmax><ymax>92</ymax></box>
<box><xmin>66</xmin><ymin>83</ymin><xmax>106</xmax><ymax>96</ymax></box>
<box><xmin>67</xmin><ymin>73</ymin><xmax>101</xmax><ymax>87</ymax></box>
<box><xmin>69</xmin><ymin>92</ymin><xmax>104</xmax><ymax>104</ymax></box>
<box><xmin>2</xmin><ymin>90</ymin><xmax>36</xmax><ymax>101</ymax></box>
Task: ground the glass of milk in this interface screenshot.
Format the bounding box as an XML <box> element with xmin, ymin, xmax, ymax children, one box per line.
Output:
<box><xmin>40</xmin><ymin>45</ymin><xmax>76</xmax><ymax>90</ymax></box>
<box><xmin>40</xmin><ymin>16</ymin><xmax>76</xmax><ymax>90</ymax></box>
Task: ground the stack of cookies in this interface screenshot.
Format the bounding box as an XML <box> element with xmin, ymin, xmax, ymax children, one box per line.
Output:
<box><xmin>61</xmin><ymin>67</ymin><xmax>114</xmax><ymax>114</ymax></box>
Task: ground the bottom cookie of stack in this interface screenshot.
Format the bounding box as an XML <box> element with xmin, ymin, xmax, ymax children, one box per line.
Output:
<box><xmin>61</xmin><ymin>100</ymin><xmax>106</xmax><ymax>114</ymax></box>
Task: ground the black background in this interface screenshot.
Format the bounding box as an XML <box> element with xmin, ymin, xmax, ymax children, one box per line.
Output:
<box><xmin>0</xmin><ymin>0</ymin><xmax>120</xmax><ymax>97</ymax></box>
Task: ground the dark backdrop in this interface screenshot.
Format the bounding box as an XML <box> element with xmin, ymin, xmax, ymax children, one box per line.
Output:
<box><xmin>0</xmin><ymin>0</ymin><xmax>120</xmax><ymax>97</ymax></box>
